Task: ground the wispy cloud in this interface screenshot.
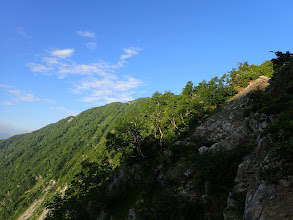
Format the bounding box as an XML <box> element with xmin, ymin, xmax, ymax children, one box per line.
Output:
<box><xmin>112</xmin><ymin>47</ymin><xmax>143</xmax><ymax>69</ymax></box>
<box><xmin>74</xmin><ymin>76</ymin><xmax>141</xmax><ymax>93</ymax></box>
<box><xmin>26</xmin><ymin>63</ymin><xmax>53</xmax><ymax>72</ymax></box>
<box><xmin>77</xmin><ymin>31</ymin><xmax>96</xmax><ymax>38</ymax></box>
<box><xmin>77</xmin><ymin>31</ymin><xmax>97</xmax><ymax>50</ymax></box>
<box><xmin>73</xmin><ymin>76</ymin><xmax>141</xmax><ymax>104</ymax></box>
<box><xmin>3</xmin><ymin>101</ymin><xmax>14</xmax><ymax>106</ymax></box>
<box><xmin>0</xmin><ymin>84</ymin><xmax>53</xmax><ymax>105</ymax></box>
<box><xmin>27</xmin><ymin>47</ymin><xmax>143</xmax><ymax>78</ymax></box>
<box><xmin>29</xmin><ymin>59</ymin><xmax>116</xmax><ymax>79</ymax></box>
<box><xmin>0</xmin><ymin>84</ymin><xmax>13</xmax><ymax>89</ymax></box>
<box><xmin>7</xmin><ymin>89</ymin><xmax>40</xmax><ymax>102</ymax></box>
<box><xmin>120</xmin><ymin>47</ymin><xmax>143</xmax><ymax>60</ymax></box>
<box><xmin>16</xmin><ymin>27</ymin><xmax>32</xmax><ymax>39</ymax></box>
<box><xmin>27</xmin><ymin>46</ymin><xmax>143</xmax><ymax>104</ymax></box>
<box><xmin>50</xmin><ymin>48</ymin><xmax>74</xmax><ymax>59</ymax></box>
<box><xmin>85</xmin><ymin>42</ymin><xmax>97</xmax><ymax>50</ymax></box>
<box><xmin>43</xmin><ymin>98</ymin><xmax>55</xmax><ymax>103</ymax></box>
<box><xmin>42</xmin><ymin>57</ymin><xmax>58</xmax><ymax>65</ymax></box>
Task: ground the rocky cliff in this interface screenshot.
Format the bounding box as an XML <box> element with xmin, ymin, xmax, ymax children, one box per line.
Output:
<box><xmin>192</xmin><ymin>76</ymin><xmax>293</xmax><ymax>219</ymax></box>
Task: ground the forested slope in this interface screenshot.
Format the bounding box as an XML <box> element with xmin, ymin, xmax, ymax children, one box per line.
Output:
<box><xmin>44</xmin><ymin>57</ymin><xmax>277</xmax><ymax>219</ymax></box>
<box><xmin>1</xmin><ymin>52</ymin><xmax>288</xmax><ymax>220</ymax></box>
<box><xmin>0</xmin><ymin>99</ymin><xmax>145</xmax><ymax>219</ymax></box>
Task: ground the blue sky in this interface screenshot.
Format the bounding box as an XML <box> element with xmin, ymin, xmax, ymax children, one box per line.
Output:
<box><xmin>1</xmin><ymin>0</ymin><xmax>293</xmax><ymax>138</ymax></box>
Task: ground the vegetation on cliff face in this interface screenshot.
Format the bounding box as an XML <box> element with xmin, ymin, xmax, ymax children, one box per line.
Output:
<box><xmin>246</xmin><ymin>51</ymin><xmax>293</xmax><ymax>167</ymax></box>
<box><xmin>1</xmin><ymin>52</ymin><xmax>291</xmax><ymax>220</ymax></box>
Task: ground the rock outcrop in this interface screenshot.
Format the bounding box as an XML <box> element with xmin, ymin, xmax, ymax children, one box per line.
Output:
<box><xmin>194</xmin><ymin>76</ymin><xmax>271</xmax><ymax>153</ymax></box>
<box><xmin>190</xmin><ymin>77</ymin><xmax>293</xmax><ymax>219</ymax></box>
<box><xmin>224</xmin><ymin>144</ymin><xmax>293</xmax><ymax>220</ymax></box>
<box><xmin>193</xmin><ymin>76</ymin><xmax>293</xmax><ymax>220</ymax></box>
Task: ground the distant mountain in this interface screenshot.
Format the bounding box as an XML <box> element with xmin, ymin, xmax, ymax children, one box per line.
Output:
<box><xmin>0</xmin><ymin>123</ymin><xmax>32</xmax><ymax>140</ymax></box>
<box><xmin>0</xmin><ymin>133</ymin><xmax>12</xmax><ymax>140</ymax></box>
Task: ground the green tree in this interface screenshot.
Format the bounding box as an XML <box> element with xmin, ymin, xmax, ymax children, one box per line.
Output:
<box><xmin>229</xmin><ymin>61</ymin><xmax>273</xmax><ymax>87</ymax></box>
<box><xmin>194</xmin><ymin>74</ymin><xmax>236</xmax><ymax>107</ymax></box>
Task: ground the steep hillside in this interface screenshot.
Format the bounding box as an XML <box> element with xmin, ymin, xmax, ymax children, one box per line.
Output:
<box><xmin>45</xmin><ymin>52</ymin><xmax>292</xmax><ymax>219</ymax></box>
<box><xmin>0</xmin><ymin>99</ymin><xmax>146</xmax><ymax>219</ymax></box>
<box><xmin>1</xmin><ymin>52</ymin><xmax>289</xmax><ymax>220</ymax></box>
<box><xmin>42</xmin><ymin>57</ymin><xmax>281</xmax><ymax>219</ymax></box>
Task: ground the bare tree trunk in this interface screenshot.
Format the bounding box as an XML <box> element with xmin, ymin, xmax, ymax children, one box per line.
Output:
<box><xmin>169</xmin><ymin>117</ymin><xmax>178</xmax><ymax>129</ymax></box>
<box><xmin>180</xmin><ymin>114</ymin><xmax>188</xmax><ymax>126</ymax></box>
<box><xmin>137</xmin><ymin>140</ymin><xmax>145</xmax><ymax>158</ymax></box>
<box><xmin>158</xmin><ymin>126</ymin><xmax>164</xmax><ymax>153</ymax></box>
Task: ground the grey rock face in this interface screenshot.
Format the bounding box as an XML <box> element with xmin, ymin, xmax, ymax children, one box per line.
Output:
<box><xmin>179</xmin><ymin>189</ymin><xmax>196</xmax><ymax>200</ymax></box>
<box><xmin>193</xmin><ymin>97</ymin><xmax>252</xmax><ymax>152</ymax></box>
<box><xmin>128</xmin><ymin>208</ymin><xmax>136</xmax><ymax>220</ymax></box>
<box><xmin>183</xmin><ymin>169</ymin><xmax>193</xmax><ymax>177</ymax></box>
<box><xmin>192</xmin><ymin>76</ymin><xmax>271</xmax><ymax>153</ymax></box>
<box><xmin>198</xmin><ymin>146</ymin><xmax>209</xmax><ymax>154</ymax></box>
<box><xmin>244</xmin><ymin>183</ymin><xmax>271</xmax><ymax>220</ymax></box>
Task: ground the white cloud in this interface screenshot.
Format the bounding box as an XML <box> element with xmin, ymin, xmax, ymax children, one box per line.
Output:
<box><xmin>73</xmin><ymin>76</ymin><xmax>141</xmax><ymax>94</ymax></box>
<box><xmin>81</xmin><ymin>96</ymin><xmax>102</xmax><ymax>103</ymax></box>
<box><xmin>0</xmin><ymin>84</ymin><xmax>13</xmax><ymax>88</ymax></box>
<box><xmin>27</xmin><ymin>46</ymin><xmax>143</xmax><ymax>104</ymax></box>
<box><xmin>28</xmin><ymin>47</ymin><xmax>142</xmax><ymax>78</ymax></box>
<box><xmin>0</xmin><ymin>85</ymin><xmax>43</xmax><ymax>105</ymax></box>
<box><xmin>50</xmin><ymin>48</ymin><xmax>74</xmax><ymax>59</ymax></box>
<box><xmin>43</xmin><ymin>99</ymin><xmax>55</xmax><ymax>103</ymax></box>
<box><xmin>7</xmin><ymin>89</ymin><xmax>40</xmax><ymax>102</ymax></box>
<box><xmin>114</xmin><ymin>77</ymin><xmax>142</xmax><ymax>91</ymax></box>
<box><xmin>43</xmin><ymin>57</ymin><xmax>59</xmax><ymax>65</ymax></box>
<box><xmin>16</xmin><ymin>27</ymin><xmax>32</xmax><ymax>39</ymax></box>
<box><xmin>3</xmin><ymin>101</ymin><xmax>14</xmax><ymax>106</ymax></box>
<box><xmin>19</xmin><ymin>93</ymin><xmax>40</xmax><ymax>102</ymax></box>
<box><xmin>74</xmin><ymin>76</ymin><xmax>141</xmax><ymax>104</ymax></box>
<box><xmin>73</xmin><ymin>78</ymin><xmax>114</xmax><ymax>93</ymax></box>
<box><xmin>85</xmin><ymin>42</ymin><xmax>97</xmax><ymax>50</ymax></box>
<box><xmin>77</xmin><ymin>31</ymin><xmax>96</xmax><ymax>38</ymax></box>
<box><xmin>27</xmin><ymin>63</ymin><xmax>52</xmax><ymax>72</ymax></box>
<box><xmin>29</xmin><ymin>59</ymin><xmax>118</xmax><ymax>79</ymax></box>
<box><xmin>8</xmin><ymin>89</ymin><xmax>22</xmax><ymax>95</ymax></box>
<box><xmin>77</xmin><ymin>31</ymin><xmax>97</xmax><ymax>50</ymax></box>
<box><xmin>120</xmin><ymin>47</ymin><xmax>143</xmax><ymax>60</ymax></box>
<box><xmin>92</xmin><ymin>89</ymin><xmax>113</xmax><ymax>97</ymax></box>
